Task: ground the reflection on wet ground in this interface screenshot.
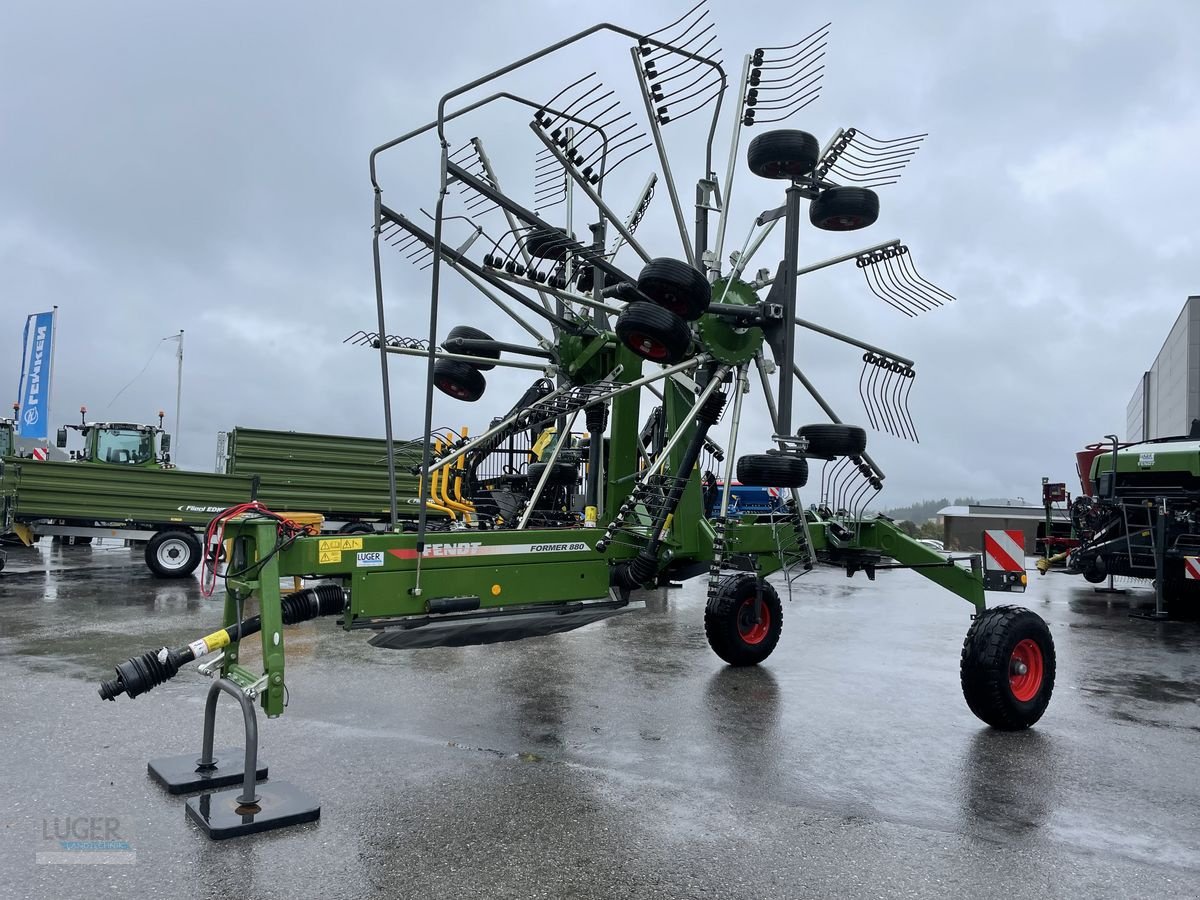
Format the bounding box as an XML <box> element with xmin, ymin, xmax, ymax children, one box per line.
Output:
<box><xmin>1</xmin><ymin>545</ymin><xmax>1199</xmax><ymax>898</ymax></box>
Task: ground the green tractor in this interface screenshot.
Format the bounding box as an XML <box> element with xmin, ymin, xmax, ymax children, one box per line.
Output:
<box><xmin>55</xmin><ymin>406</ymin><xmax>173</xmax><ymax>468</ymax></box>
<box><xmin>98</xmin><ymin>9</ymin><xmax>1055</xmax><ymax>838</ymax></box>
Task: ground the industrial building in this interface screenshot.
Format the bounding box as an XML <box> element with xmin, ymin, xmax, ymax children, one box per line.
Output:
<box><xmin>1127</xmin><ymin>295</ymin><xmax>1200</xmax><ymax>441</ymax></box>
<box><xmin>937</xmin><ymin>502</ymin><xmax>1068</xmax><ymax>554</ymax></box>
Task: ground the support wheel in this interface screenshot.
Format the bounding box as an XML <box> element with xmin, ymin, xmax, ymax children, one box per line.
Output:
<box><xmin>747</xmin><ymin>129</ymin><xmax>820</xmax><ymax>180</ymax></box>
<box><xmin>960</xmin><ymin>605</ymin><xmax>1055</xmax><ymax>730</ymax></box>
<box><xmin>798</xmin><ymin>423</ymin><xmax>867</xmax><ymax>457</ymax></box>
<box><xmin>145</xmin><ymin>530</ymin><xmax>202</xmax><ymax>579</ymax></box>
<box><xmin>443</xmin><ymin>325</ymin><xmax>498</xmax><ymax>370</ymax></box>
<box><xmin>636</xmin><ymin>258</ymin><xmax>711</xmax><ymax>320</ymax></box>
<box><xmin>810</xmin><ymin>187</ymin><xmax>880</xmax><ymax>231</ymax></box>
<box><xmin>705</xmin><ymin>575</ymin><xmax>783</xmax><ymax>666</ymax></box>
<box><xmin>615</xmin><ymin>302</ymin><xmax>692</xmax><ymax>363</ymax></box>
<box><xmin>433</xmin><ymin>359</ymin><xmax>487</xmax><ymax>402</ymax></box>
<box><xmin>736</xmin><ymin>453</ymin><xmax>808</xmax><ymax>488</ymax></box>
<box><xmin>524</xmin><ymin>227</ymin><xmax>576</xmax><ymax>261</ymax></box>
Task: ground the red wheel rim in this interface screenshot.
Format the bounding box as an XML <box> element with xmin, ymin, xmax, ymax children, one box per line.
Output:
<box><xmin>737</xmin><ymin>597</ymin><xmax>770</xmax><ymax>645</ymax></box>
<box><xmin>628</xmin><ymin>331</ymin><xmax>669</xmax><ymax>360</ymax></box>
<box><xmin>1009</xmin><ymin>638</ymin><xmax>1044</xmax><ymax>702</ymax></box>
<box><xmin>818</xmin><ymin>215</ymin><xmax>866</xmax><ymax>230</ymax></box>
<box><xmin>437</xmin><ymin>379</ymin><xmax>469</xmax><ymax>399</ymax></box>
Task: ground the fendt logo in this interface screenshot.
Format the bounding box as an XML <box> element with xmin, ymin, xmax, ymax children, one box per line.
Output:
<box><xmin>423</xmin><ymin>542</ymin><xmax>483</xmax><ymax>557</ymax></box>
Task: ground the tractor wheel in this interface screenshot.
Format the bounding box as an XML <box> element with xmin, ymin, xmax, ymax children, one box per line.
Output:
<box><xmin>798</xmin><ymin>423</ymin><xmax>867</xmax><ymax>457</ymax></box>
<box><xmin>736</xmin><ymin>453</ymin><xmax>808</xmax><ymax>488</ymax></box>
<box><xmin>527</xmin><ymin>461</ymin><xmax>578</xmax><ymax>486</ymax></box>
<box><xmin>433</xmin><ymin>359</ymin><xmax>486</xmax><ymax>402</ymax></box>
<box><xmin>524</xmin><ymin>227</ymin><xmax>576</xmax><ymax>261</ymax></box>
<box><xmin>747</xmin><ymin>129</ymin><xmax>820</xmax><ymax>180</ymax></box>
<box><xmin>960</xmin><ymin>605</ymin><xmax>1055</xmax><ymax>730</ymax></box>
<box><xmin>810</xmin><ymin>187</ymin><xmax>880</xmax><ymax>231</ymax></box>
<box><xmin>636</xmin><ymin>258</ymin><xmax>711</xmax><ymax>320</ymax></box>
<box><xmin>705</xmin><ymin>574</ymin><xmax>783</xmax><ymax>666</ymax></box>
<box><xmin>444</xmin><ymin>325</ymin><xmax>498</xmax><ymax>371</ymax></box>
<box><xmin>1082</xmin><ymin>563</ymin><xmax>1108</xmax><ymax>584</ymax></box>
<box><xmin>615</xmin><ymin>302</ymin><xmax>692</xmax><ymax>364</ymax></box>
<box><xmin>145</xmin><ymin>530</ymin><xmax>203</xmax><ymax>579</ymax></box>
<box><xmin>338</xmin><ymin>522</ymin><xmax>375</xmax><ymax>535</ymax></box>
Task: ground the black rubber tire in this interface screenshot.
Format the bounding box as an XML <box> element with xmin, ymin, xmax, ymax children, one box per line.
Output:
<box><xmin>338</xmin><ymin>522</ymin><xmax>375</xmax><ymax>535</ymax></box>
<box><xmin>736</xmin><ymin>453</ymin><xmax>808</xmax><ymax>488</ymax></box>
<box><xmin>747</xmin><ymin>129</ymin><xmax>820</xmax><ymax>180</ymax></box>
<box><xmin>960</xmin><ymin>605</ymin><xmax>1055</xmax><ymax>730</ymax></box>
<box><xmin>527</xmin><ymin>461</ymin><xmax>578</xmax><ymax>486</ymax></box>
<box><xmin>145</xmin><ymin>529</ymin><xmax>202</xmax><ymax>579</ymax></box>
<box><xmin>810</xmin><ymin>187</ymin><xmax>880</xmax><ymax>231</ymax></box>
<box><xmin>433</xmin><ymin>359</ymin><xmax>486</xmax><ymax>402</ymax></box>
<box><xmin>524</xmin><ymin>227</ymin><xmax>576</xmax><ymax>261</ymax></box>
<box><xmin>705</xmin><ymin>574</ymin><xmax>783</xmax><ymax>666</ymax></box>
<box><xmin>636</xmin><ymin>258</ymin><xmax>711</xmax><ymax>321</ymax></box>
<box><xmin>1082</xmin><ymin>563</ymin><xmax>1108</xmax><ymax>585</ymax></box>
<box><xmin>798</xmin><ymin>423</ymin><xmax>867</xmax><ymax>457</ymax></box>
<box><xmin>615</xmin><ymin>302</ymin><xmax>692</xmax><ymax>364</ymax></box>
<box><xmin>444</xmin><ymin>325</ymin><xmax>498</xmax><ymax>371</ymax></box>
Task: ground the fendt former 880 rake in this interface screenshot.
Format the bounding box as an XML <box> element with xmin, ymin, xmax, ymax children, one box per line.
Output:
<box><xmin>100</xmin><ymin>3</ymin><xmax>1055</xmax><ymax>837</ymax></box>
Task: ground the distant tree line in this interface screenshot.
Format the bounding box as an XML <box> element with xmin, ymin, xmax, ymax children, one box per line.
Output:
<box><xmin>882</xmin><ymin>497</ymin><xmax>978</xmax><ymax>525</ymax></box>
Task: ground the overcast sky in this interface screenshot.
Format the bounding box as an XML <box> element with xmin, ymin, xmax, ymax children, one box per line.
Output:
<box><xmin>3</xmin><ymin>0</ymin><xmax>1197</xmax><ymax>505</ymax></box>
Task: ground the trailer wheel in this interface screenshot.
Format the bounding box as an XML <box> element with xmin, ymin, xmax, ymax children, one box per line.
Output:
<box><xmin>444</xmin><ymin>325</ymin><xmax>498</xmax><ymax>371</ymax></box>
<box><xmin>615</xmin><ymin>302</ymin><xmax>692</xmax><ymax>363</ymax></box>
<box><xmin>810</xmin><ymin>187</ymin><xmax>880</xmax><ymax>231</ymax></box>
<box><xmin>747</xmin><ymin>129</ymin><xmax>820</xmax><ymax>180</ymax></box>
<box><xmin>145</xmin><ymin>530</ymin><xmax>202</xmax><ymax>579</ymax></box>
<box><xmin>433</xmin><ymin>359</ymin><xmax>487</xmax><ymax>402</ymax></box>
<box><xmin>960</xmin><ymin>605</ymin><xmax>1055</xmax><ymax>730</ymax></box>
<box><xmin>636</xmin><ymin>258</ymin><xmax>711</xmax><ymax>320</ymax></box>
<box><xmin>338</xmin><ymin>522</ymin><xmax>375</xmax><ymax>535</ymax></box>
<box><xmin>705</xmin><ymin>575</ymin><xmax>783</xmax><ymax>666</ymax></box>
<box><xmin>798</xmin><ymin>423</ymin><xmax>867</xmax><ymax>457</ymax></box>
<box><xmin>736</xmin><ymin>453</ymin><xmax>808</xmax><ymax>488</ymax></box>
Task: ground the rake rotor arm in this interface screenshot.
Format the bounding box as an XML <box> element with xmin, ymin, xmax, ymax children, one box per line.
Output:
<box><xmin>751</xmin><ymin>238</ymin><xmax>901</xmax><ymax>289</ymax></box>
<box><xmin>790</xmin><ymin>362</ymin><xmax>886</xmax><ymax>481</ymax></box>
<box><xmin>793</xmin><ymin>317</ymin><xmax>914</xmax><ymax>367</ymax></box>
<box><xmin>380</xmin><ymin>205</ymin><xmax>578</xmax><ymax>335</ymax></box>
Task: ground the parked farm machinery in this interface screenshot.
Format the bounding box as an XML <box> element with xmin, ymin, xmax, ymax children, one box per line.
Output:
<box><xmin>99</xmin><ymin>4</ymin><xmax>1055</xmax><ymax>837</ymax></box>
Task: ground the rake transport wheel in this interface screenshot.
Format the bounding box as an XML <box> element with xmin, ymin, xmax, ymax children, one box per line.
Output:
<box><xmin>636</xmin><ymin>258</ymin><xmax>711</xmax><ymax>320</ymax></box>
<box><xmin>615</xmin><ymin>301</ymin><xmax>692</xmax><ymax>363</ymax></box>
<box><xmin>810</xmin><ymin>187</ymin><xmax>880</xmax><ymax>231</ymax></box>
<box><xmin>747</xmin><ymin>129</ymin><xmax>820</xmax><ymax>180</ymax></box>
<box><xmin>705</xmin><ymin>574</ymin><xmax>783</xmax><ymax>666</ymax></box>
<box><xmin>736</xmin><ymin>453</ymin><xmax>808</xmax><ymax>488</ymax></box>
<box><xmin>433</xmin><ymin>359</ymin><xmax>487</xmax><ymax>402</ymax></box>
<box><xmin>145</xmin><ymin>529</ymin><xmax>203</xmax><ymax>579</ymax></box>
<box><xmin>960</xmin><ymin>606</ymin><xmax>1055</xmax><ymax>730</ymax></box>
<box><xmin>798</xmin><ymin>423</ymin><xmax>867</xmax><ymax>457</ymax></box>
<box><xmin>444</xmin><ymin>325</ymin><xmax>498</xmax><ymax>370</ymax></box>
<box><xmin>524</xmin><ymin>226</ymin><xmax>576</xmax><ymax>261</ymax></box>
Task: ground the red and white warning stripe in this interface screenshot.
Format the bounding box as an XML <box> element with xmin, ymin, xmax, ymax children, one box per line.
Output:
<box><xmin>983</xmin><ymin>529</ymin><xmax>1026</xmax><ymax>573</ymax></box>
<box><xmin>1184</xmin><ymin>557</ymin><xmax>1200</xmax><ymax>581</ymax></box>
<box><xmin>31</xmin><ymin>446</ymin><xmax>48</xmax><ymax>461</ymax></box>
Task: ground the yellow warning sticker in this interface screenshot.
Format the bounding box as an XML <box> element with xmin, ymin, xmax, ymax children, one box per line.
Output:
<box><xmin>319</xmin><ymin>537</ymin><xmax>364</xmax><ymax>551</ymax></box>
<box><xmin>319</xmin><ymin>550</ymin><xmax>343</xmax><ymax>564</ymax></box>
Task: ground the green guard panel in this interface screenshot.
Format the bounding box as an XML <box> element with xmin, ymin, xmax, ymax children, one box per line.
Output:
<box><xmin>225</xmin><ymin>427</ymin><xmax>442</xmax><ymax>520</ymax></box>
<box><xmin>1091</xmin><ymin>440</ymin><xmax>1200</xmax><ymax>479</ymax></box>
<box><xmin>9</xmin><ymin>459</ymin><xmax>255</xmax><ymax>527</ymax></box>
<box><xmin>349</xmin><ymin>560</ymin><xmax>612</xmax><ymax>619</ymax></box>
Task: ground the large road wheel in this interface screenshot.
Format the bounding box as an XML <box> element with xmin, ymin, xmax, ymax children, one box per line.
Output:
<box><xmin>705</xmin><ymin>574</ymin><xmax>783</xmax><ymax>666</ymax></box>
<box><xmin>636</xmin><ymin>258</ymin><xmax>711</xmax><ymax>320</ymax></box>
<box><xmin>444</xmin><ymin>325</ymin><xmax>498</xmax><ymax>371</ymax></box>
<box><xmin>960</xmin><ymin>605</ymin><xmax>1055</xmax><ymax>730</ymax></box>
<box><xmin>810</xmin><ymin>186</ymin><xmax>879</xmax><ymax>231</ymax></box>
<box><xmin>747</xmin><ymin>129</ymin><xmax>820</xmax><ymax>180</ymax></box>
<box><xmin>798</xmin><ymin>423</ymin><xmax>866</xmax><ymax>457</ymax></box>
<box><xmin>433</xmin><ymin>359</ymin><xmax>487</xmax><ymax>402</ymax></box>
<box><xmin>145</xmin><ymin>529</ymin><xmax>203</xmax><ymax>579</ymax></box>
<box><xmin>736</xmin><ymin>453</ymin><xmax>808</xmax><ymax>488</ymax></box>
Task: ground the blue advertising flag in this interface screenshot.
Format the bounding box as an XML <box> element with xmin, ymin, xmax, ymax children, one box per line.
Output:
<box><xmin>16</xmin><ymin>311</ymin><xmax>55</xmax><ymax>439</ymax></box>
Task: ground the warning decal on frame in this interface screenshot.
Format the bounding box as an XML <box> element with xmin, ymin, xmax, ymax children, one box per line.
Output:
<box><xmin>319</xmin><ymin>538</ymin><xmax>364</xmax><ymax>551</ymax></box>
<box><xmin>319</xmin><ymin>550</ymin><xmax>343</xmax><ymax>564</ymax></box>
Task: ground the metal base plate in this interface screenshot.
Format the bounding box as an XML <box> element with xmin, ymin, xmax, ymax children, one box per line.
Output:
<box><xmin>368</xmin><ymin>603</ymin><xmax>631</xmax><ymax>650</ymax></box>
<box><xmin>148</xmin><ymin>747</ymin><xmax>268</xmax><ymax>795</ymax></box>
<box><xmin>185</xmin><ymin>782</ymin><xmax>320</xmax><ymax>840</ymax></box>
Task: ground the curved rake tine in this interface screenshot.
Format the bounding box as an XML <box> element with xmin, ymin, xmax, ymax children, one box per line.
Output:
<box><xmin>860</xmin><ymin>259</ymin><xmax>914</xmax><ymax>316</ymax></box>
<box><xmin>898</xmin><ymin>247</ymin><xmax>955</xmax><ymax>303</ymax></box>
<box><xmin>645</xmin><ymin>0</ymin><xmax>707</xmax><ymax>39</ymax></box>
<box><xmin>881</xmin><ymin>255</ymin><xmax>937</xmax><ymax>313</ymax></box>
<box><xmin>644</xmin><ymin>6</ymin><xmax>712</xmax><ymax>63</ymax></box>
<box><xmin>662</xmin><ymin>67</ymin><xmax>724</xmax><ymax>110</ymax></box>
<box><xmin>752</xmin><ymin>49</ymin><xmax>825</xmax><ymax>85</ymax></box>
<box><xmin>859</xmin><ymin>354</ymin><xmax>881</xmax><ymax>431</ymax></box>
<box><xmin>650</xmin><ymin>30</ymin><xmax>718</xmax><ymax>84</ymax></box>
<box><xmin>606</xmin><ymin>140</ymin><xmax>654</xmax><ymax>175</ymax></box>
<box><xmin>851</xmin><ymin>130</ymin><xmax>928</xmax><ymax>151</ymax></box>
<box><xmin>538</xmin><ymin>71</ymin><xmax>597</xmax><ymax>120</ymax></box>
<box><xmin>874</xmin><ymin>255</ymin><xmax>926</xmax><ymax>314</ymax></box>
<box><xmin>755</xmin><ymin>22</ymin><xmax>831</xmax><ymax>56</ymax></box>
<box><xmin>886</xmin><ymin>363</ymin><xmax>908</xmax><ymax>439</ymax></box>
<box><xmin>661</xmin><ymin>82</ymin><xmax>725</xmax><ymax>124</ymax></box>
<box><xmin>877</xmin><ymin>364</ymin><xmax>899</xmax><ymax>436</ymax></box>
<box><xmin>898</xmin><ymin>367</ymin><xmax>919</xmax><ymax>442</ymax></box>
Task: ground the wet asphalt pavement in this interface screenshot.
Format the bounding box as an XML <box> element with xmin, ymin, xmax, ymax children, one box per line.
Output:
<box><xmin>1</xmin><ymin>541</ymin><xmax>1198</xmax><ymax>899</ymax></box>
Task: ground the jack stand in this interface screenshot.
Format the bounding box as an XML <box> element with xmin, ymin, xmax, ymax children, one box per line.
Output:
<box><xmin>150</xmin><ymin>678</ymin><xmax>319</xmax><ymax>839</ymax></box>
<box><xmin>1093</xmin><ymin>574</ymin><xmax>1127</xmax><ymax>595</ymax></box>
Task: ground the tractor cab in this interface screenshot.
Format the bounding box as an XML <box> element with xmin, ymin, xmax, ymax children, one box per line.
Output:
<box><xmin>0</xmin><ymin>418</ymin><xmax>15</xmax><ymax>459</ymax></box>
<box><xmin>56</xmin><ymin>406</ymin><xmax>173</xmax><ymax>468</ymax></box>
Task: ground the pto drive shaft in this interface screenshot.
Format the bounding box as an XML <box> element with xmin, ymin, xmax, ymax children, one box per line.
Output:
<box><xmin>98</xmin><ymin>584</ymin><xmax>345</xmax><ymax>701</ymax></box>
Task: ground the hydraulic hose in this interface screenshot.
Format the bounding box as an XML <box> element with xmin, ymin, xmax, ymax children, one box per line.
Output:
<box><xmin>98</xmin><ymin>584</ymin><xmax>345</xmax><ymax>701</ymax></box>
